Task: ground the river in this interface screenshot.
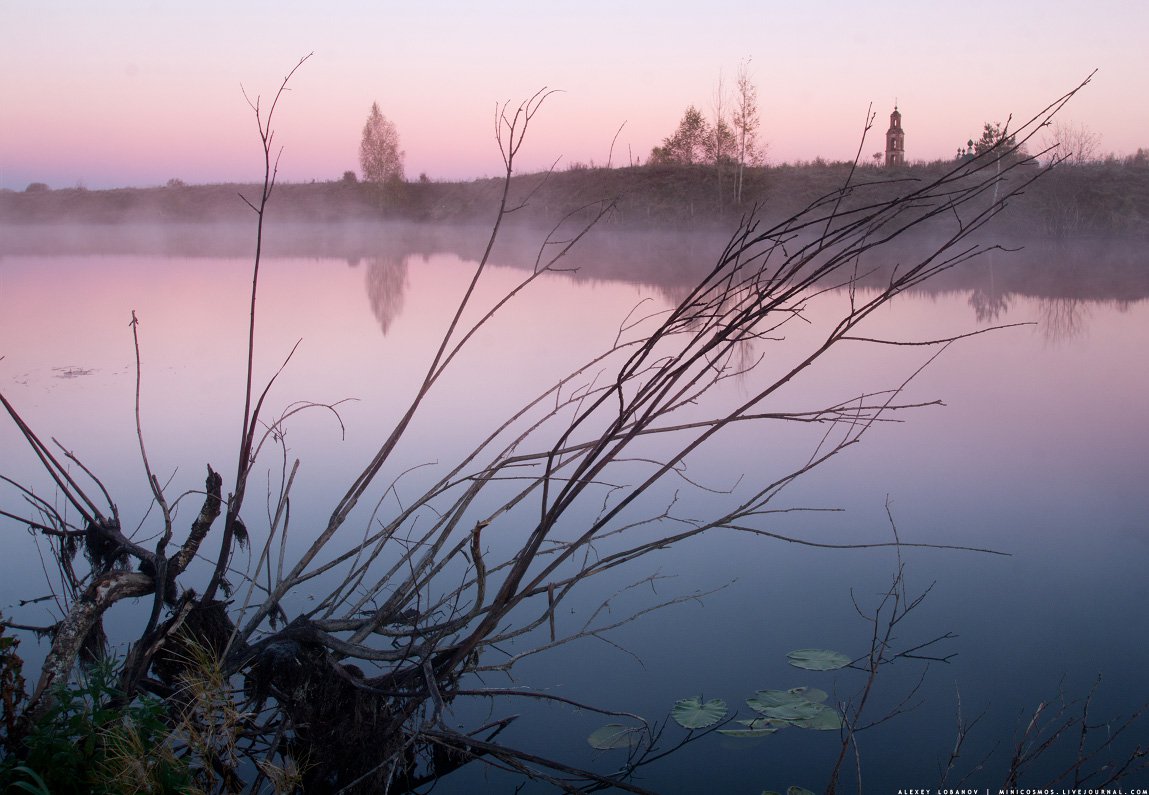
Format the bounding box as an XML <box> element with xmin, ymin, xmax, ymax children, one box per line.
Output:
<box><xmin>1</xmin><ymin>222</ymin><xmax>1146</xmax><ymax>791</ymax></box>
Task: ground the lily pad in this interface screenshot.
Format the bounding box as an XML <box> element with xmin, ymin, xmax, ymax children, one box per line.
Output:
<box><xmin>747</xmin><ymin>688</ymin><xmax>827</xmax><ymax>710</ymax></box>
<box><xmin>788</xmin><ymin>703</ymin><xmax>845</xmax><ymax>731</ymax></box>
<box><xmin>736</xmin><ymin>717</ymin><xmax>779</xmax><ymax>729</ymax></box>
<box><xmin>587</xmin><ymin>724</ymin><xmax>644</xmax><ymax>750</ymax></box>
<box><xmin>746</xmin><ymin>689</ymin><xmax>844</xmax><ymax>731</ymax></box>
<box><xmin>671</xmin><ymin>697</ymin><xmax>728</xmax><ymax>729</ymax></box>
<box><xmin>750</xmin><ymin>701</ymin><xmax>824</xmax><ymax>722</ymax></box>
<box><xmin>747</xmin><ymin>691</ymin><xmax>822</xmax><ymax>720</ymax></box>
<box><xmin>717</xmin><ymin>726</ymin><xmax>778</xmax><ymax>738</ymax></box>
<box><xmin>723</xmin><ymin>716</ymin><xmax>781</xmax><ymax>736</ymax></box>
<box><xmin>785</xmin><ymin>686</ymin><xmax>828</xmax><ymax>703</ymax></box>
<box><xmin>787</xmin><ymin>648</ymin><xmax>851</xmax><ymax>671</ymax></box>
<box><xmin>788</xmin><ymin>788</ymin><xmax>817</xmax><ymax>795</ymax></box>
<box><xmin>747</xmin><ymin>689</ymin><xmax>806</xmax><ymax>709</ymax></box>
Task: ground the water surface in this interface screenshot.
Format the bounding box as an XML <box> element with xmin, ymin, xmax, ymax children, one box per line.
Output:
<box><xmin>1</xmin><ymin>226</ymin><xmax>1146</xmax><ymax>791</ymax></box>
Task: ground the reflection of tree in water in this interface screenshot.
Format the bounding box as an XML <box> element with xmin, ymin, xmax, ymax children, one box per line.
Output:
<box><xmin>364</xmin><ymin>253</ymin><xmax>410</xmax><ymax>335</ymax></box>
<box><xmin>1037</xmin><ymin>296</ymin><xmax>1089</xmax><ymax>343</ymax></box>
<box><xmin>969</xmin><ymin>287</ymin><xmax>1010</xmax><ymax>323</ymax></box>
<box><xmin>659</xmin><ymin>277</ymin><xmax>768</xmax><ymax>387</ymax></box>
<box><xmin>968</xmin><ymin>251</ymin><xmax>1010</xmax><ymax>323</ymax></box>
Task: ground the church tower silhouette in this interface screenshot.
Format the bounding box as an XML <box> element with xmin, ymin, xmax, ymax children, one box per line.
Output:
<box><xmin>885</xmin><ymin>106</ymin><xmax>905</xmax><ymax>166</ymax></box>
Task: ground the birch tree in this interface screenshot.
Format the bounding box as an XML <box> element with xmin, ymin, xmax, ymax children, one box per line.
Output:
<box><xmin>732</xmin><ymin>58</ymin><xmax>763</xmax><ymax>204</ymax></box>
<box><xmin>359</xmin><ymin>101</ymin><xmax>405</xmax><ymax>184</ymax></box>
<box><xmin>711</xmin><ymin>70</ymin><xmax>731</xmax><ymax>208</ymax></box>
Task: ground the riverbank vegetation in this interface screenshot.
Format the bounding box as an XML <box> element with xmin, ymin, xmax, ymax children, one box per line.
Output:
<box><xmin>4</xmin><ymin>148</ymin><xmax>1148</xmax><ymax>239</ymax></box>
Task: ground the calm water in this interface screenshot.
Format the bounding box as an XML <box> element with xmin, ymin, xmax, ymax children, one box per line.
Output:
<box><xmin>1</xmin><ymin>225</ymin><xmax>1147</xmax><ymax>791</ymax></box>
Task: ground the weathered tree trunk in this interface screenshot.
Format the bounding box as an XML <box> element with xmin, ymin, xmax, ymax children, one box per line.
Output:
<box><xmin>26</xmin><ymin>571</ymin><xmax>154</xmax><ymax>722</ymax></box>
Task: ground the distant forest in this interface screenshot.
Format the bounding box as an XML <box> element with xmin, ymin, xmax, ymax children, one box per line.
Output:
<box><xmin>4</xmin><ymin>153</ymin><xmax>1148</xmax><ymax>238</ymax></box>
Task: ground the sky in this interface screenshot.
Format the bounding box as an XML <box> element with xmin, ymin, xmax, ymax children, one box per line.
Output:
<box><xmin>1</xmin><ymin>0</ymin><xmax>1146</xmax><ymax>190</ymax></box>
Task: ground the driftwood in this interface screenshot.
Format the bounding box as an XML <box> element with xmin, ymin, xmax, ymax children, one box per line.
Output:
<box><xmin>26</xmin><ymin>570</ymin><xmax>153</xmax><ymax>721</ymax></box>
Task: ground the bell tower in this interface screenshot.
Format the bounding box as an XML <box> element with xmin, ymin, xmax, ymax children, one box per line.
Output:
<box><xmin>885</xmin><ymin>105</ymin><xmax>905</xmax><ymax>166</ymax></box>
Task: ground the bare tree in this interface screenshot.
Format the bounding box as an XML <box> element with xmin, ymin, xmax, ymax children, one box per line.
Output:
<box><xmin>359</xmin><ymin>101</ymin><xmax>405</xmax><ymax>184</ymax></box>
<box><xmin>710</xmin><ymin>70</ymin><xmax>731</xmax><ymax>208</ymax></box>
<box><xmin>0</xmin><ymin>68</ymin><xmax>1101</xmax><ymax>792</ymax></box>
<box><xmin>1044</xmin><ymin>119</ymin><xmax>1102</xmax><ymax>165</ymax></box>
<box><xmin>732</xmin><ymin>58</ymin><xmax>763</xmax><ymax>204</ymax></box>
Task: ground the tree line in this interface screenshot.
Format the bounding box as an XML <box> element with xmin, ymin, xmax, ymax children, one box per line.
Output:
<box><xmin>645</xmin><ymin>59</ymin><xmax>764</xmax><ymax>207</ymax></box>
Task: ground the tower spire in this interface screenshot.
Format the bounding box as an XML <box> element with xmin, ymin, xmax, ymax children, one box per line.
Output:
<box><xmin>885</xmin><ymin>104</ymin><xmax>905</xmax><ymax>167</ymax></box>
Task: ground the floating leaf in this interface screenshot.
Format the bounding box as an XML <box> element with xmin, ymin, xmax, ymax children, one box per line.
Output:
<box><xmin>747</xmin><ymin>688</ymin><xmax>823</xmax><ymax>711</ymax></box>
<box><xmin>671</xmin><ymin>697</ymin><xmax>727</xmax><ymax>729</ymax></box>
<box><xmin>737</xmin><ymin>717</ymin><xmax>782</xmax><ymax>729</ymax></box>
<box><xmin>717</xmin><ymin>726</ymin><xmax>778</xmax><ymax>738</ymax></box>
<box><xmin>723</xmin><ymin>717</ymin><xmax>784</xmax><ymax>736</ymax></box>
<box><xmin>746</xmin><ymin>689</ymin><xmax>844</xmax><ymax>731</ymax></box>
<box><xmin>587</xmin><ymin>724</ymin><xmax>643</xmax><ymax>750</ymax></box>
<box><xmin>787</xmin><ymin>649</ymin><xmax>850</xmax><ymax>671</ymax></box>
<box><xmin>748</xmin><ymin>689</ymin><xmax>804</xmax><ymax>709</ymax></box>
<box><xmin>789</xmin><ymin>704</ymin><xmax>844</xmax><ymax>731</ymax></box>
<box><xmin>795</xmin><ymin>712</ymin><xmax>841</xmax><ymax>730</ymax></box>
<box><xmin>750</xmin><ymin>701</ymin><xmax>823</xmax><ymax>722</ymax></box>
<box><xmin>785</xmin><ymin>686</ymin><xmax>828</xmax><ymax>703</ymax></box>
<box><xmin>788</xmin><ymin>788</ymin><xmax>817</xmax><ymax>795</ymax></box>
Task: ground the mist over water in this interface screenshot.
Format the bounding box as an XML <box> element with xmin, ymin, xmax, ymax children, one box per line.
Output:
<box><xmin>1</xmin><ymin>222</ymin><xmax>1146</xmax><ymax>790</ymax></box>
<box><xmin>5</xmin><ymin>218</ymin><xmax>1148</xmax><ymax>301</ymax></box>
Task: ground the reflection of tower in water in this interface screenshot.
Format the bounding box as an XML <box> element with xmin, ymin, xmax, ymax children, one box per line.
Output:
<box><xmin>363</xmin><ymin>254</ymin><xmax>410</xmax><ymax>335</ymax></box>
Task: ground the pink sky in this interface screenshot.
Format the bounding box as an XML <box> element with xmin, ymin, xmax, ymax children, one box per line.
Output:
<box><xmin>2</xmin><ymin>0</ymin><xmax>1146</xmax><ymax>190</ymax></box>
